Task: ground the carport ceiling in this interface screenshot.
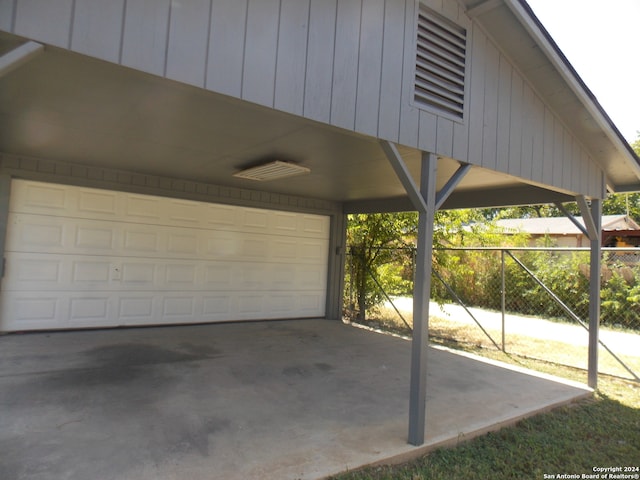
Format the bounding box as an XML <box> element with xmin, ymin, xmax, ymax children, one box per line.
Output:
<box><xmin>0</xmin><ymin>35</ymin><xmax>571</xmax><ymax>210</ymax></box>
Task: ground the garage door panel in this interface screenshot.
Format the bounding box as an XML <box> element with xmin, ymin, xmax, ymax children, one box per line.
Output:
<box><xmin>11</xmin><ymin>183</ymin><xmax>330</xmax><ymax>238</ymax></box>
<box><xmin>78</xmin><ymin>188</ymin><xmax>119</xmax><ymax>216</ymax></box>
<box><xmin>76</xmin><ymin>225</ymin><xmax>116</xmax><ymax>250</ymax></box>
<box><xmin>124</xmin><ymin>195</ymin><xmax>163</xmax><ymax>222</ymax></box>
<box><xmin>72</xmin><ymin>260</ymin><xmax>112</xmax><ymax>283</ymax></box>
<box><xmin>2</xmin><ymin>294</ymin><xmax>65</xmax><ymax>331</ymax></box>
<box><xmin>12</xmin><ymin>182</ymin><xmax>70</xmax><ymax>213</ymax></box>
<box><xmin>202</xmin><ymin>295</ymin><xmax>231</xmax><ymax>319</ymax></box>
<box><xmin>3</xmin><ymin>253</ymin><xmax>326</xmax><ymax>293</ymax></box>
<box><xmin>1</xmin><ymin>180</ymin><xmax>330</xmax><ymax>331</ymax></box>
<box><xmin>7</xmin><ymin>213</ymin><xmax>329</xmax><ymax>263</ymax></box>
<box><xmin>69</xmin><ymin>297</ymin><xmax>111</xmax><ymax>324</ymax></box>
<box><xmin>1</xmin><ymin>289</ymin><xmax>328</xmax><ymax>331</ymax></box>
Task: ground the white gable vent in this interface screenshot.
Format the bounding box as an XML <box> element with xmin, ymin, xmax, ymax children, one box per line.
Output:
<box><xmin>415</xmin><ymin>5</ymin><xmax>467</xmax><ymax>119</ymax></box>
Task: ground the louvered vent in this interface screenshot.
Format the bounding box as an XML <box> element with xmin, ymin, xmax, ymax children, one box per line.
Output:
<box><xmin>415</xmin><ymin>5</ymin><xmax>467</xmax><ymax>119</ymax></box>
<box><xmin>233</xmin><ymin>161</ymin><xmax>310</xmax><ymax>181</ymax></box>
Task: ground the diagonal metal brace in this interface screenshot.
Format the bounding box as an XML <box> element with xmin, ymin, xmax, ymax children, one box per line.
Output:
<box><xmin>379</xmin><ymin>140</ymin><xmax>428</xmax><ymax>213</ymax></box>
<box><xmin>436</xmin><ymin>164</ymin><xmax>471</xmax><ymax>210</ymax></box>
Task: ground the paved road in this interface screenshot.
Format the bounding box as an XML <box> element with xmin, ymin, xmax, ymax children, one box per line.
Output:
<box><xmin>386</xmin><ymin>297</ymin><xmax>640</xmax><ymax>358</ymax></box>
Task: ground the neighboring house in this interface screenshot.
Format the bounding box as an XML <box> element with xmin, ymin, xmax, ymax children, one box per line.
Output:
<box><xmin>496</xmin><ymin>215</ymin><xmax>640</xmax><ymax>247</ymax></box>
<box><xmin>2</xmin><ymin>0</ymin><xmax>640</xmax><ymax>445</ymax></box>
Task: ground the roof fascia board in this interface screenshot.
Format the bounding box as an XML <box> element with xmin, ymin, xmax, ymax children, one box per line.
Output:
<box><xmin>503</xmin><ymin>0</ymin><xmax>640</xmax><ymax>187</ymax></box>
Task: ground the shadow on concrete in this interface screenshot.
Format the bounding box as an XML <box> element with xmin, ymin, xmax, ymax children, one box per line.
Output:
<box><xmin>0</xmin><ymin>319</ymin><xmax>591</xmax><ymax>480</ymax></box>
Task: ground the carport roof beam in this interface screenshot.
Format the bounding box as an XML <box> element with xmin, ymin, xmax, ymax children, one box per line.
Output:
<box><xmin>0</xmin><ymin>41</ymin><xmax>44</xmax><ymax>78</ymax></box>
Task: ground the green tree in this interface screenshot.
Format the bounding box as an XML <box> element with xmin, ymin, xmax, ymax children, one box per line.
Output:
<box><xmin>346</xmin><ymin>212</ymin><xmax>417</xmax><ymax>320</ymax></box>
<box><xmin>345</xmin><ymin>209</ymin><xmax>517</xmax><ymax>320</ymax></box>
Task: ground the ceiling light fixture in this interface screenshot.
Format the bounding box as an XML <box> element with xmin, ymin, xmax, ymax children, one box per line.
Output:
<box><xmin>233</xmin><ymin>160</ymin><xmax>311</xmax><ymax>181</ymax></box>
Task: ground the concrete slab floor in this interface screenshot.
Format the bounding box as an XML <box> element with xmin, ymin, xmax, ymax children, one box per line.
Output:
<box><xmin>0</xmin><ymin>319</ymin><xmax>591</xmax><ymax>480</ymax></box>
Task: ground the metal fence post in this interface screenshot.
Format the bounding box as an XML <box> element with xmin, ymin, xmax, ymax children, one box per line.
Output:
<box><xmin>501</xmin><ymin>249</ymin><xmax>506</xmax><ymax>352</ymax></box>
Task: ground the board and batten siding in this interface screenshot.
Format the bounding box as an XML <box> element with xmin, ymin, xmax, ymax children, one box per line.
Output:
<box><xmin>1</xmin><ymin>0</ymin><xmax>605</xmax><ymax>198</ymax></box>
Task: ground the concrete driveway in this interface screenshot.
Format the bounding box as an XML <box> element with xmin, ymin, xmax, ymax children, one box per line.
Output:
<box><xmin>0</xmin><ymin>319</ymin><xmax>591</xmax><ymax>480</ymax></box>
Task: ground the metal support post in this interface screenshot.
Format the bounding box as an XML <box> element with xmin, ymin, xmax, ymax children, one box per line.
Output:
<box><xmin>501</xmin><ymin>249</ymin><xmax>506</xmax><ymax>352</ymax></box>
<box><xmin>408</xmin><ymin>152</ymin><xmax>437</xmax><ymax>446</ymax></box>
<box><xmin>588</xmin><ymin>199</ymin><xmax>602</xmax><ymax>388</ymax></box>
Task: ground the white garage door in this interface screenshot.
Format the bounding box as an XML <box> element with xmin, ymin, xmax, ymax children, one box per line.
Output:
<box><xmin>0</xmin><ymin>180</ymin><xmax>329</xmax><ymax>331</ymax></box>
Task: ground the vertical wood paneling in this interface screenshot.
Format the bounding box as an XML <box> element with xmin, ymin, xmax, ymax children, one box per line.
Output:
<box><xmin>418</xmin><ymin>110</ymin><xmax>437</xmax><ymax>152</ymax></box>
<box><xmin>579</xmin><ymin>144</ymin><xmax>587</xmax><ymax>194</ymax></box>
<box><xmin>354</xmin><ymin>0</ymin><xmax>384</xmax><ymax>137</ymax></box>
<box><xmin>14</xmin><ymin>0</ymin><xmax>74</xmax><ymax>48</ymax></box>
<box><xmin>571</xmin><ymin>139</ymin><xmax>582</xmax><ymax>192</ymax></box>
<box><xmin>583</xmin><ymin>149</ymin><xmax>593</xmax><ymax>195</ymax></box>
<box><xmin>586</xmin><ymin>154</ymin><xmax>595</xmax><ymax>196</ymax></box>
<box><xmin>452</xmin><ymin>5</ymin><xmax>470</xmax><ymax>162</ymax></box>
<box><xmin>207</xmin><ymin>0</ymin><xmax>248</xmax><ymax>97</ymax></box>
<box><xmin>0</xmin><ymin>0</ymin><xmax>15</xmax><ymax>31</ymax></box>
<box><xmin>330</xmin><ymin>0</ymin><xmax>361</xmax><ymax>131</ymax></box>
<box><xmin>562</xmin><ymin>129</ymin><xmax>572</xmax><ymax>189</ymax></box>
<box><xmin>570</xmin><ymin>143</ymin><xmax>580</xmax><ymax>193</ymax></box>
<box><xmin>122</xmin><ymin>0</ymin><xmax>171</xmax><ymax>76</ymax></box>
<box><xmin>452</xmin><ymin>121</ymin><xmax>468</xmax><ymax>162</ymax></box>
<box><xmin>481</xmin><ymin>41</ymin><xmax>499</xmax><ymax>170</ymax></box>
<box><xmin>495</xmin><ymin>56</ymin><xmax>511</xmax><ymax>173</ymax></box>
<box><xmin>520</xmin><ymin>84</ymin><xmax>534</xmax><ymax>180</ymax></box>
<box><xmin>377</xmin><ymin>0</ymin><xmax>405</xmax><ymax>142</ymax></box>
<box><xmin>304</xmin><ymin>0</ymin><xmax>337</xmax><ymax>123</ymax></box>
<box><xmin>398</xmin><ymin>0</ymin><xmax>419</xmax><ymax>147</ymax></box>
<box><xmin>591</xmin><ymin>160</ymin><xmax>602</xmax><ymax>197</ymax></box>
<box><xmin>436</xmin><ymin>117</ymin><xmax>453</xmax><ymax>158</ymax></box>
<box><xmin>542</xmin><ymin>107</ymin><xmax>554</xmax><ymax>186</ymax></box>
<box><xmin>553</xmin><ymin>119</ymin><xmax>564</xmax><ymax>184</ymax></box>
<box><xmin>467</xmin><ymin>29</ymin><xmax>486</xmax><ymax>165</ymax></box>
<box><xmin>507</xmin><ymin>72</ymin><xmax>523</xmax><ymax>177</ymax></box>
<box><xmin>274</xmin><ymin>0</ymin><xmax>310</xmax><ymax>115</ymax></box>
<box><xmin>165</xmin><ymin>0</ymin><xmax>211</xmax><ymax>88</ymax></box>
<box><xmin>531</xmin><ymin>94</ymin><xmax>545</xmax><ymax>184</ymax></box>
<box><xmin>242</xmin><ymin>0</ymin><xmax>280</xmax><ymax>108</ymax></box>
<box><xmin>71</xmin><ymin>0</ymin><xmax>125</xmax><ymax>63</ymax></box>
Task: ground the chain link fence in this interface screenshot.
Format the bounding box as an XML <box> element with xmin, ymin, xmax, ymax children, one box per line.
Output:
<box><xmin>343</xmin><ymin>246</ymin><xmax>640</xmax><ymax>381</ymax></box>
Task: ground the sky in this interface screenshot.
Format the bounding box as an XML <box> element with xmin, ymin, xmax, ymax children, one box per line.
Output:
<box><xmin>526</xmin><ymin>0</ymin><xmax>640</xmax><ymax>144</ymax></box>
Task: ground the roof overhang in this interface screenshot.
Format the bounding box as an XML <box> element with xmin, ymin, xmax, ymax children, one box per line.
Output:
<box><xmin>464</xmin><ymin>0</ymin><xmax>640</xmax><ymax>193</ymax></box>
<box><xmin>0</xmin><ymin>31</ymin><xmax>578</xmax><ymax>212</ymax></box>
<box><xmin>1</xmin><ymin>0</ymin><xmax>638</xmax><ymax>215</ymax></box>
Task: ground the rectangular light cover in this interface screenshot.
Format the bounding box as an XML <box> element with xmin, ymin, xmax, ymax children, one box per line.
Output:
<box><xmin>233</xmin><ymin>161</ymin><xmax>310</xmax><ymax>181</ymax></box>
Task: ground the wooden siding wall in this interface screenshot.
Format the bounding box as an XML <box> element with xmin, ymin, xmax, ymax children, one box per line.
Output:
<box><xmin>1</xmin><ymin>0</ymin><xmax>605</xmax><ymax>198</ymax></box>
